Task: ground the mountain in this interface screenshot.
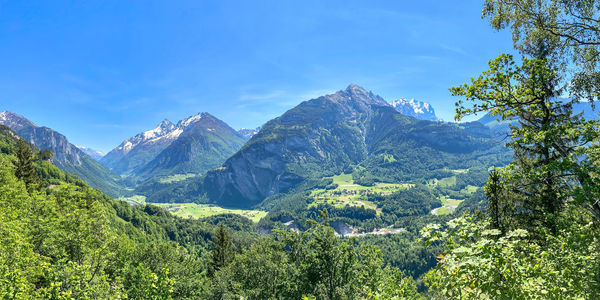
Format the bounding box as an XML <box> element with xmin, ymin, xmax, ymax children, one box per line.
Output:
<box><xmin>390</xmin><ymin>98</ymin><xmax>438</xmax><ymax>121</ymax></box>
<box><xmin>133</xmin><ymin>112</ymin><xmax>246</xmax><ymax>180</ymax></box>
<box><xmin>100</xmin><ymin>119</ymin><xmax>179</xmax><ymax>175</ymax></box>
<box><xmin>0</xmin><ymin>111</ymin><xmax>125</xmax><ymax>197</ymax></box>
<box><xmin>76</xmin><ymin>145</ymin><xmax>105</xmax><ymax>161</ymax></box>
<box><xmin>146</xmin><ymin>84</ymin><xmax>508</xmax><ymax>207</ymax></box>
<box><xmin>238</xmin><ymin>126</ymin><xmax>261</xmax><ymax>139</ymax></box>
<box><xmin>102</xmin><ymin>113</ymin><xmax>246</xmax><ymax>183</ymax></box>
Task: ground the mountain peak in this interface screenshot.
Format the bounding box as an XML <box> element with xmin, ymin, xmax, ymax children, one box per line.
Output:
<box><xmin>158</xmin><ymin>119</ymin><xmax>174</xmax><ymax>128</ymax></box>
<box><xmin>178</xmin><ymin>112</ymin><xmax>209</xmax><ymax>128</ymax></box>
<box><xmin>390</xmin><ymin>98</ymin><xmax>438</xmax><ymax>121</ymax></box>
<box><xmin>0</xmin><ymin>111</ymin><xmax>39</xmax><ymax>129</ymax></box>
<box><xmin>346</xmin><ymin>83</ymin><xmax>366</xmax><ymax>92</ymax></box>
<box><xmin>326</xmin><ymin>84</ymin><xmax>388</xmax><ymax>107</ymax></box>
<box><xmin>76</xmin><ymin>145</ymin><xmax>106</xmax><ymax>161</ymax></box>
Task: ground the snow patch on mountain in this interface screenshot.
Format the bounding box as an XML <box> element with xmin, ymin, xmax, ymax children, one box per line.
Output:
<box><xmin>390</xmin><ymin>98</ymin><xmax>438</xmax><ymax>121</ymax></box>
<box><xmin>76</xmin><ymin>145</ymin><xmax>105</xmax><ymax>161</ymax></box>
<box><xmin>238</xmin><ymin>126</ymin><xmax>261</xmax><ymax>139</ymax></box>
<box><xmin>178</xmin><ymin>113</ymin><xmax>205</xmax><ymax>128</ymax></box>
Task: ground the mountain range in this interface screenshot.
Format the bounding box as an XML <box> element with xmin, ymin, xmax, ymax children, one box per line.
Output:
<box><xmin>2</xmin><ymin>84</ymin><xmax>512</xmax><ymax>207</ymax></box>
<box><xmin>145</xmin><ymin>84</ymin><xmax>509</xmax><ymax>207</ymax></box>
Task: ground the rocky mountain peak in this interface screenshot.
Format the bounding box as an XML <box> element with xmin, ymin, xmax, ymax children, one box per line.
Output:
<box><xmin>157</xmin><ymin>119</ymin><xmax>175</xmax><ymax>130</ymax></box>
<box><xmin>322</xmin><ymin>84</ymin><xmax>389</xmax><ymax>108</ymax></box>
<box><xmin>0</xmin><ymin>111</ymin><xmax>39</xmax><ymax>130</ymax></box>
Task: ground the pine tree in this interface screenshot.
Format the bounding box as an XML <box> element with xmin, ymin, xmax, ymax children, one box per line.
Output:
<box><xmin>15</xmin><ymin>139</ymin><xmax>38</xmax><ymax>188</ymax></box>
<box><xmin>209</xmin><ymin>223</ymin><xmax>233</xmax><ymax>277</ymax></box>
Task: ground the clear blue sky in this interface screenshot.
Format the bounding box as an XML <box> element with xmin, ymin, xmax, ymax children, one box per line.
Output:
<box><xmin>0</xmin><ymin>0</ymin><xmax>515</xmax><ymax>152</ymax></box>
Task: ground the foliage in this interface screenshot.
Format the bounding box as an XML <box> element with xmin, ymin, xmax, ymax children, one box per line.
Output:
<box><xmin>482</xmin><ymin>0</ymin><xmax>600</xmax><ymax>100</ymax></box>
<box><xmin>207</xmin><ymin>210</ymin><xmax>423</xmax><ymax>299</ymax></box>
<box><xmin>423</xmin><ymin>213</ymin><xmax>600</xmax><ymax>299</ymax></box>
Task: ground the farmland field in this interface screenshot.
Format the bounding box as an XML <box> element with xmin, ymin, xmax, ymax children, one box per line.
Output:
<box><xmin>152</xmin><ymin>203</ymin><xmax>268</xmax><ymax>223</ymax></box>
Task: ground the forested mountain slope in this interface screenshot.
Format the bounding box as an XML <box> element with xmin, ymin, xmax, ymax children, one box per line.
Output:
<box><xmin>0</xmin><ymin>111</ymin><xmax>125</xmax><ymax>197</ymax></box>
<box><xmin>0</xmin><ymin>124</ymin><xmax>260</xmax><ymax>298</ymax></box>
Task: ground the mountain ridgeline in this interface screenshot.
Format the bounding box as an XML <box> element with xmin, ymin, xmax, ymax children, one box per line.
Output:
<box><xmin>0</xmin><ymin>111</ymin><xmax>125</xmax><ymax>197</ymax></box>
<box><xmin>147</xmin><ymin>84</ymin><xmax>509</xmax><ymax>207</ymax></box>
<box><xmin>101</xmin><ymin>113</ymin><xmax>246</xmax><ymax>183</ymax></box>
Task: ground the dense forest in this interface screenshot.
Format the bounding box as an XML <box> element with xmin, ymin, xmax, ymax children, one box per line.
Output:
<box><xmin>3</xmin><ymin>0</ymin><xmax>600</xmax><ymax>299</ymax></box>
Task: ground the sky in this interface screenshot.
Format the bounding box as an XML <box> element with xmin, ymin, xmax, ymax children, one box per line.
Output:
<box><xmin>0</xmin><ymin>0</ymin><xmax>516</xmax><ymax>153</ymax></box>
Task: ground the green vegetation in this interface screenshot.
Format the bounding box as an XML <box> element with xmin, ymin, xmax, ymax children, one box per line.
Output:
<box><xmin>207</xmin><ymin>211</ymin><xmax>422</xmax><ymax>299</ymax></box>
<box><xmin>153</xmin><ymin>203</ymin><xmax>268</xmax><ymax>223</ymax></box>
<box><xmin>157</xmin><ymin>173</ymin><xmax>197</xmax><ymax>184</ymax></box>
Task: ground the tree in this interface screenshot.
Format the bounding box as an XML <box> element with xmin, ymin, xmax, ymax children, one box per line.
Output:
<box><xmin>15</xmin><ymin>139</ymin><xmax>38</xmax><ymax>188</ymax></box>
<box><xmin>209</xmin><ymin>224</ymin><xmax>234</xmax><ymax>277</ymax></box>
<box><xmin>483</xmin><ymin>0</ymin><xmax>600</xmax><ymax>100</ymax></box>
<box><xmin>37</xmin><ymin>149</ymin><xmax>54</xmax><ymax>163</ymax></box>
<box><xmin>453</xmin><ymin>54</ymin><xmax>600</xmax><ymax>232</ymax></box>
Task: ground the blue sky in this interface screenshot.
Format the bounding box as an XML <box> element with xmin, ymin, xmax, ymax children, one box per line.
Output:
<box><xmin>0</xmin><ymin>0</ymin><xmax>515</xmax><ymax>152</ymax></box>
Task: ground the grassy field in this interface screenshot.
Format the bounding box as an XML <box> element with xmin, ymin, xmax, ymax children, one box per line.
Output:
<box><xmin>157</xmin><ymin>173</ymin><xmax>197</xmax><ymax>184</ymax></box>
<box><xmin>432</xmin><ymin>196</ymin><xmax>465</xmax><ymax>216</ymax></box>
<box><xmin>310</xmin><ymin>173</ymin><xmax>411</xmax><ymax>212</ymax></box>
<box><xmin>436</xmin><ymin>207</ymin><xmax>452</xmax><ymax>215</ymax></box>
<box><xmin>118</xmin><ymin>195</ymin><xmax>147</xmax><ymax>205</ymax></box>
<box><xmin>152</xmin><ymin>203</ymin><xmax>268</xmax><ymax>223</ymax></box>
<box><xmin>427</xmin><ymin>176</ymin><xmax>457</xmax><ymax>187</ymax></box>
<box><xmin>460</xmin><ymin>185</ymin><xmax>479</xmax><ymax>194</ymax></box>
<box><xmin>440</xmin><ymin>196</ymin><xmax>463</xmax><ymax>206</ymax></box>
<box><xmin>444</xmin><ymin>168</ymin><xmax>469</xmax><ymax>174</ymax></box>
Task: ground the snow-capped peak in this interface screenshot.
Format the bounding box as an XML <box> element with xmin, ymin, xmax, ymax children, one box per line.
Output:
<box><xmin>177</xmin><ymin>112</ymin><xmax>207</xmax><ymax>128</ymax></box>
<box><xmin>238</xmin><ymin>126</ymin><xmax>261</xmax><ymax>139</ymax></box>
<box><xmin>76</xmin><ymin>145</ymin><xmax>106</xmax><ymax>160</ymax></box>
<box><xmin>142</xmin><ymin>119</ymin><xmax>175</xmax><ymax>139</ymax></box>
<box><xmin>0</xmin><ymin>111</ymin><xmax>39</xmax><ymax>129</ymax></box>
<box><xmin>105</xmin><ymin>113</ymin><xmax>211</xmax><ymax>159</ymax></box>
<box><xmin>390</xmin><ymin>98</ymin><xmax>438</xmax><ymax>121</ymax></box>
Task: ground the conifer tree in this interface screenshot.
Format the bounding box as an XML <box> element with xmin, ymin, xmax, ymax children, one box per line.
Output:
<box><xmin>209</xmin><ymin>223</ymin><xmax>233</xmax><ymax>277</ymax></box>
<box><xmin>15</xmin><ymin>138</ymin><xmax>37</xmax><ymax>188</ymax></box>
